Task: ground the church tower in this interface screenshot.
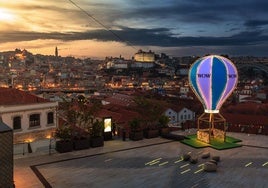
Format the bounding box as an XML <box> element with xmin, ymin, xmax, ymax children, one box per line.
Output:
<box><xmin>55</xmin><ymin>46</ymin><xmax>58</xmax><ymax>57</ymax></box>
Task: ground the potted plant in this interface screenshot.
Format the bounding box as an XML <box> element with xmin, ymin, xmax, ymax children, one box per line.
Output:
<box><xmin>55</xmin><ymin>126</ymin><xmax>73</xmax><ymax>153</ymax></box>
<box><xmin>143</xmin><ymin>124</ymin><xmax>159</xmax><ymax>138</ymax></box>
<box><xmin>158</xmin><ymin>115</ymin><xmax>170</xmax><ymax>137</ymax></box>
<box><xmin>72</xmin><ymin>130</ymin><xmax>90</xmax><ymax>150</ymax></box>
<box><xmin>90</xmin><ymin>119</ymin><xmax>104</xmax><ymax>147</ymax></box>
<box><xmin>129</xmin><ymin>118</ymin><xmax>143</xmax><ymax>141</ymax></box>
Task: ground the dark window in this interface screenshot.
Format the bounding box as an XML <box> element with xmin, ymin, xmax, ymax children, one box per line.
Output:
<box><xmin>13</xmin><ymin>116</ymin><xmax>21</xmax><ymax>130</ymax></box>
<box><xmin>47</xmin><ymin>112</ymin><xmax>54</xmax><ymax>124</ymax></box>
<box><xmin>29</xmin><ymin>114</ymin><xmax>40</xmax><ymax>127</ymax></box>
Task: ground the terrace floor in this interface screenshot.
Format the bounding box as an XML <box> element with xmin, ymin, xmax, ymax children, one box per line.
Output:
<box><xmin>14</xmin><ymin>131</ymin><xmax>268</xmax><ymax>188</ymax></box>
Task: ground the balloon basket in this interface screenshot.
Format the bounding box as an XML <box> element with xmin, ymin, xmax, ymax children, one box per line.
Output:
<box><xmin>197</xmin><ymin>113</ymin><xmax>226</xmax><ymax>144</ymax></box>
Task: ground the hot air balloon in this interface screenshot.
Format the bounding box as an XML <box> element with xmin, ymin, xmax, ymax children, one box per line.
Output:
<box><xmin>189</xmin><ymin>55</ymin><xmax>238</xmax><ymax>143</ymax></box>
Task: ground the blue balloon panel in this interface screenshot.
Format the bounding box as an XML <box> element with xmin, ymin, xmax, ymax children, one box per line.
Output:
<box><xmin>189</xmin><ymin>55</ymin><xmax>238</xmax><ymax>113</ymax></box>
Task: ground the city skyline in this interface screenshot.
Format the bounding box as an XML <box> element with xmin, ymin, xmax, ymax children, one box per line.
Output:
<box><xmin>0</xmin><ymin>0</ymin><xmax>268</xmax><ymax>59</ymax></box>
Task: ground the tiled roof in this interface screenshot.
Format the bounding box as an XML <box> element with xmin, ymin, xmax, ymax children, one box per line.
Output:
<box><xmin>103</xmin><ymin>93</ymin><xmax>135</xmax><ymax>107</ymax></box>
<box><xmin>99</xmin><ymin>104</ymin><xmax>140</xmax><ymax>127</ymax></box>
<box><xmin>223</xmin><ymin>102</ymin><xmax>268</xmax><ymax>115</ymax></box>
<box><xmin>223</xmin><ymin>112</ymin><xmax>268</xmax><ymax>127</ymax></box>
<box><xmin>96</xmin><ymin>108</ymin><xmax>122</xmax><ymax>122</ymax></box>
<box><xmin>222</xmin><ymin>102</ymin><xmax>268</xmax><ymax>126</ymax></box>
<box><xmin>0</xmin><ymin>87</ymin><xmax>49</xmax><ymax>105</ymax></box>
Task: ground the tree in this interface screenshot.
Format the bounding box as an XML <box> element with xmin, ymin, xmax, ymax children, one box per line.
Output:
<box><xmin>158</xmin><ymin>115</ymin><xmax>170</xmax><ymax>127</ymax></box>
<box><xmin>59</xmin><ymin>97</ymin><xmax>101</xmax><ymax>134</ymax></box>
<box><xmin>129</xmin><ymin>118</ymin><xmax>141</xmax><ymax>132</ymax></box>
<box><xmin>134</xmin><ymin>96</ymin><xmax>164</xmax><ymax>128</ymax></box>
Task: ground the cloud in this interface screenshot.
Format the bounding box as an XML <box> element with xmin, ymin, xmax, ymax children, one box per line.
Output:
<box><xmin>1</xmin><ymin>27</ymin><xmax>268</xmax><ymax>48</ymax></box>
<box><xmin>244</xmin><ymin>20</ymin><xmax>268</xmax><ymax>27</ymax></box>
<box><xmin>1</xmin><ymin>0</ymin><xmax>268</xmax><ymax>57</ymax></box>
<box><xmin>119</xmin><ymin>0</ymin><xmax>268</xmax><ymax>25</ymax></box>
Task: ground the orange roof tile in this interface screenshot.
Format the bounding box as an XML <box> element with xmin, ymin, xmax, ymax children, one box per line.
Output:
<box><xmin>96</xmin><ymin>109</ymin><xmax>122</xmax><ymax>122</ymax></box>
<box><xmin>223</xmin><ymin>112</ymin><xmax>268</xmax><ymax>126</ymax></box>
<box><xmin>0</xmin><ymin>87</ymin><xmax>49</xmax><ymax>105</ymax></box>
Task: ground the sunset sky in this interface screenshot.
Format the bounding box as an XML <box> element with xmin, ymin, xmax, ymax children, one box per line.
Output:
<box><xmin>0</xmin><ymin>0</ymin><xmax>268</xmax><ymax>59</ymax></box>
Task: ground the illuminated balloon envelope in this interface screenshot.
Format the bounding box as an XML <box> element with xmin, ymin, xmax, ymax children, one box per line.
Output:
<box><xmin>189</xmin><ymin>55</ymin><xmax>238</xmax><ymax>113</ymax></box>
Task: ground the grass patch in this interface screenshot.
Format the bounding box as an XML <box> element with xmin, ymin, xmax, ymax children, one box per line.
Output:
<box><xmin>225</xmin><ymin>136</ymin><xmax>242</xmax><ymax>143</ymax></box>
<box><xmin>181</xmin><ymin>139</ymin><xmax>209</xmax><ymax>148</ymax></box>
<box><xmin>181</xmin><ymin>134</ymin><xmax>242</xmax><ymax>150</ymax></box>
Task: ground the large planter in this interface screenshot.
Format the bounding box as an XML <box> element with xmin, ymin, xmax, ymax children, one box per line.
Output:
<box><xmin>144</xmin><ymin>129</ymin><xmax>159</xmax><ymax>138</ymax></box>
<box><xmin>56</xmin><ymin>140</ymin><xmax>73</xmax><ymax>153</ymax></box>
<box><xmin>129</xmin><ymin>131</ymin><xmax>143</xmax><ymax>141</ymax></box>
<box><xmin>73</xmin><ymin>137</ymin><xmax>90</xmax><ymax>150</ymax></box>
<box><xmin>90</xmin><ymin>136</ymin><xmax>104</xmax><ymax>147</ymax></box>
<box><xmin>160</xmin><ymin>127</ymin><xmax>170</xmax><ymax>137</ymax></box>
<box><xmin>104</xmin><ymin>131</ymin><xmax>113</xmax><ymax>141</ymax></box>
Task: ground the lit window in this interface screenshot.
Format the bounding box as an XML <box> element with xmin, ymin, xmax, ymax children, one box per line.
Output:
<box><xmin>13</xmin><ymin>116</ymin><xmax>21</xmax><ymax>130</ymax></box>
<box><xmin>47</xmin><ymin>112</ymin><xmax>54</xmax><ymax>124</ymax></box>
<box><xmin>29</xmin><ymin>114</ymin><xmax>40</xmax><ymax>127</ymax></box>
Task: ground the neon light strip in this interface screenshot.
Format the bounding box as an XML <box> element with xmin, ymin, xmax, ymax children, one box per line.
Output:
<box><xmin>194</xmin><ymin>168</ymin><xmax>204</xmax><ymax>174</ymax></box>
<box><xmin>145</xmin><ymin>157</ymin><xmax>162</xmax><ymax>165</ymax></box>
<box><xmin>180</xmin><ymin>163</ymin><xmax>190</xmax><ymax>168</ymax></box>
<box><xmin>209</xmin><ymin>56</ymin><xmax>213</xmax><ymax>111</ymax></box>
<box><xmin>196</xmin><ymin>57</ymin><xmax>210</xmax><ymax>111</ymax></box>
<box><xmin>174</xmin><ymin>158</ymin><xmax>183</xmax><ymax>163</ymax></box>
<box><xmin>216</xmin><ymin>56</ymin><xmax>238</xmax><ymax>110</ymax></box>
<box><xmin>245</xmin><ymin>162</ymin><xmax>253</xmax><ymax>167</ymax></box>
<box><xmin>180</xmin><ymin>169</ymin><xmax>191</xmax><ymax>174</ymax></box>
<box><xmin>215</xmin><ymin>56</ymin><xmax>228</xmax><ymax>110</ymax></box>
<box><xmin>149</xmin><ymin>161</ymin><xmax>160</xmax><ymax>166</ymax></box>
<box><xmin>189</xmin><ymin>62</ymin><xmax>204</xmax><ymax>110</ymax></box>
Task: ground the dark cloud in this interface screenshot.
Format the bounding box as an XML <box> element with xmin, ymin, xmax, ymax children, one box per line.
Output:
<box><xmin>120</xmin><ymin>0</ymin><xmax>268</xmax><ymax>24</ymax></box>
<box><xmin>2</xmin><ymin>0</ymin><xmax>268</xmax><ymax>56</ymax></box>
<box><xmin>1</xmin><ymin>27</ymin><xmax>268</xmax><ymax>48</ymax></box>
<box><xmin>226</xmin><ymin>28</ymin><xmax>240</xmax><ymax>32</ymax></box>
<box><xmin>244</xmin><ymin>20</ymin><xmax>268</xmax><ymax>27</ymax></box>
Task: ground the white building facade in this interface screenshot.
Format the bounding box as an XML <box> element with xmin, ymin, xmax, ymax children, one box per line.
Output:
<box><xmin>164</xmin><ymin>107</ymin><xmax>195</xmax><ymax>127</ymax></box>
<box><xmin>0</xmin><ymin>88</ymin><xmax>58</xmax><ymax>143</ymax></box>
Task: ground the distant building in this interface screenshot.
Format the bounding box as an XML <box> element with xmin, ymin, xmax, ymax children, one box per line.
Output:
<box><xmin>0</xmin><ymin>87</ymin><xmax>58</xmax><ymax>143</ymax></box>
<box><xmin>131</xmin><ymin>50</ymin><xmax>155</xmax><ymax>68</ymax></box>
<box><xmin>256</xmin><ymin>90</ymin><xmax>267</xmax><ymax>100</ymax></box>
<box><xmin>106</xmin><ymin>58</ymin><xmax>129</xmax><ymax>69</ymax></box>
<box><xmin>130</xmin><ymin>62</ymin><xmax>155</xmax><ymax>68</ymax></box>
<box><xmin>180</xmin><ymin>86</ymin><xmax>190</xmax><ymax>95</ymax></box>
<box><xmin>164</xmin><ymin>106</ymin><xmax>195</xmax><ymax>127</ymax></box>
<box><xmin>134</xmin><ymin>49</ymin><xmax>155</xmax><ymax>62</ymax></box>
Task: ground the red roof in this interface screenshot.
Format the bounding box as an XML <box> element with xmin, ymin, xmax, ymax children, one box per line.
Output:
<box><xmin>223</xmin><ymin>112</ymin><xmax>268</xmax><ymax>126</ymax></box>
<box><xmin>96</xmin><ymin>108</ymin><xmax>122</xmax><ymax>122</ymax></box>
<box><xmin>104</xmin><ymin>93</ymin><xmax>134</xmax><ymax>107</ymax></box>
<box><xmin>98</xmin><ymin>104</ymin><xmax>140</xmax><ymax>127</ymax></box>
<box><xmin>223</xmin><ymin>102</ymin><xmax>268</xmax><ymax>115</ymax></box>
<box><xmin>0</xmin><ymin>87</ymin><xmax>49</xmax><ymax>105</ymax></box>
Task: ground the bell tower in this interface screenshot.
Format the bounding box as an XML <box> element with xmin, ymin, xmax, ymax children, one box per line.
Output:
<box><xmin>55</xmin><ymin>46</ymin><xmax>58</xmax><ymax>57</ymax></box>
